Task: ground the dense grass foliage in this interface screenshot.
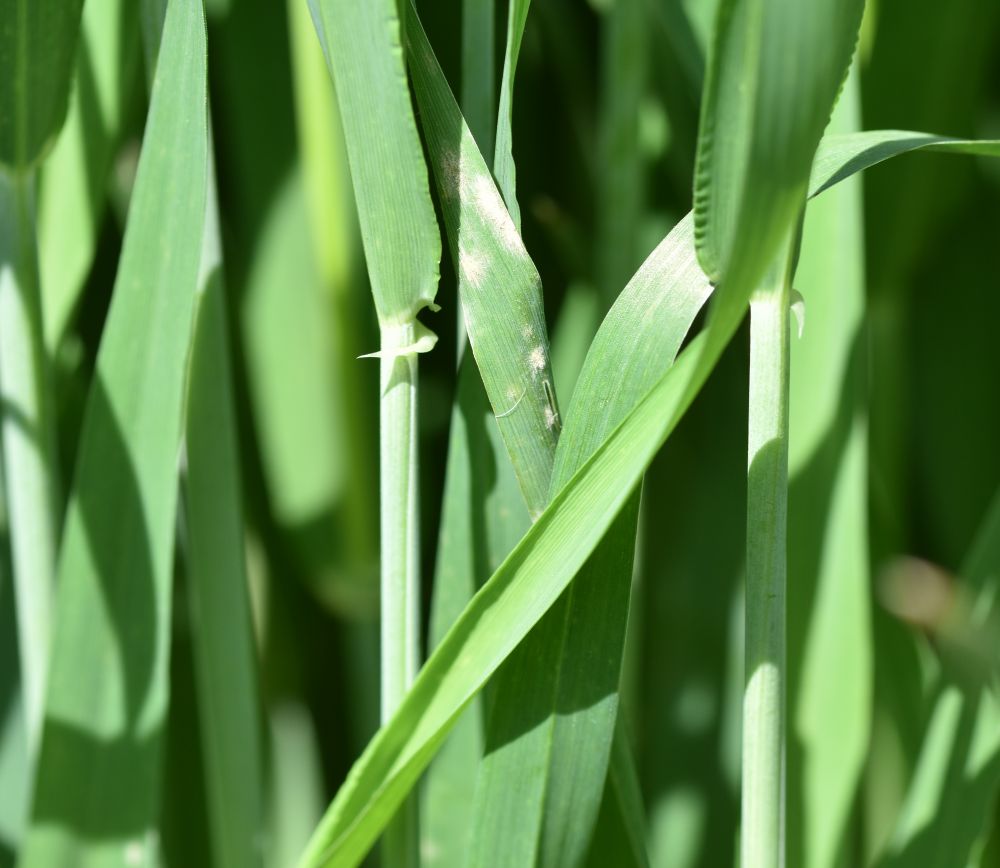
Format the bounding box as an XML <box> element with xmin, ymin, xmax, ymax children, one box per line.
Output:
<box><xmin>1</xmin><ymin>1</ymin><xmax>1000</xmax><ymax>867</ymax></box>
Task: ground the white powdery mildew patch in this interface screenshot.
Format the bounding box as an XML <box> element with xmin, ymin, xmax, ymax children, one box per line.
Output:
<box><xmin>459</xmin><ymin>245</ymin><xmax>488</xmax><ymax>288</ymax></box>
<box><xmin>521</xmin><ymin>322</ymin><xmax>535</xmax><ymax>340</ymax></box>
<box><xmin>544</xmin><ymin>404</ymin><xmax>559</xmax><ymax>431</ymax></box>
<box><xmin>468</xmin><ymin>174</ymin><xmax>526</xmax><ymax>256</ymax></box>
<box><xmin>527</xmin><ymin>345</ymin><xmax>546</xmax><ymax>378</ymax></box>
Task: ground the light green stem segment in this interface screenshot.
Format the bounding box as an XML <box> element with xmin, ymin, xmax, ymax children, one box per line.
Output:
<box><xmin>0</xmin><ymin>168</ymin><xmax>58</xmax><ymax>758</ymax></box>
<box><xmin>380</xmin><ymin>323</ymin><xmax>423</xmax><ymax>868</ymax></box>
<box><xmin>744</xmin><ymin>245</ymin><xmax>794</xmax><ymax>868</ymax></box>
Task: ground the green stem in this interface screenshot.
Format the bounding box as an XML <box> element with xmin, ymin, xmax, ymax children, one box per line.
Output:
<box><xmin>743</xmin><ymin>244</ymin><xmax>794</xmax><ymax>868</ymax></box>
<box><xmin>0</xmin><ymin>169</ymin><xmax>59</xmax><ymax>759</ymax></box>
<box><xmin>379</xmin><ymin>323</ymin><xmax>421</xmax><ymax>868</ymax></box>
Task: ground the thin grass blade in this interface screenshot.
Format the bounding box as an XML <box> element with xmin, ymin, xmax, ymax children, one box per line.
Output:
<box><xmin>183</xmin><ymin>147</ymin><xmax>263</xmax><ymax>868</ymax></box>
<box><xmin>493</xmin><ymin>0</ymin><xmax>531</xmax><ymax>223</ymax></box>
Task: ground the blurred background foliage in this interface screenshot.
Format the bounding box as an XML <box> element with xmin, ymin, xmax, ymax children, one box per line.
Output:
<box><xmin>2</xmin><ymin>0</ymin><xmax>1000</xmax><ymax>865</ymax></box>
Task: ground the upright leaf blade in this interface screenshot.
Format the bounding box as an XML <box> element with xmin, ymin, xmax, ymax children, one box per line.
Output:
<box><xmin>308</xmin><ymin>0</ymin><xmax>440</xmax><ymax>328</ymax></box>
<box><xmin>20</xmin><ymin>0</ymin><xmax>207</xmax><ymax>862</ymax></box>
<box><xmin>693</xmin><ymin>0</ymin><xmax>864</xmax><ymax>287</ymax></box>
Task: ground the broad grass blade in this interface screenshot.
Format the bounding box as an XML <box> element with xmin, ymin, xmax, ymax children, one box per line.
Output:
<box><xmin>19</xmin><ymin>0</ymin><xmax>207</xmax><ymax>862</ymax></box>
<box><xmin>584</xmin><ymin>719</ymin><xmax>650</xmax><ymax>868</ymax></box>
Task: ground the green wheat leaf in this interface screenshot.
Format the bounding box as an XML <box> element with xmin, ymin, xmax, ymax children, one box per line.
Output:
<box><xmin>307</xmin><ymin>0</ymin><xmax>440</xmax><ymax>329</ymax></box>
<box><xmin>405</xmin><ymin>5</ymin><xmax>558</xmax><ymax>517</ymax></box>
<box><xmin>693</xmin><ymin>0</ymin><xmax>864</xmax><ymax>287</ymax></box>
